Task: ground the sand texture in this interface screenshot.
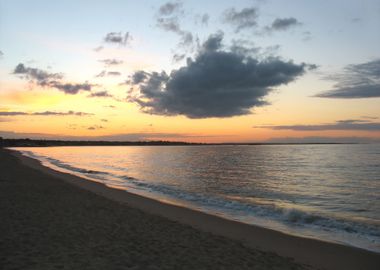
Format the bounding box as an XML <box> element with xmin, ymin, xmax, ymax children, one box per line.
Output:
<box><xmin>1</xmin><ymin>148</ymin><xmax>379</xmax><ymax>269</ymax></box>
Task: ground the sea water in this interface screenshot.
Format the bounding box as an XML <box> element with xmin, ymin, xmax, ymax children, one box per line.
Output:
<box><xmin>14</xmin><ymin>144</ymin><xmax>380</xmax><ymax>252</ymax></box>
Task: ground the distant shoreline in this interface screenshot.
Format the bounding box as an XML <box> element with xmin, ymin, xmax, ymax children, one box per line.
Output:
<box><xmin>0</xmin><ymin>137</ymin><xmax>361</xmax><ymax>148</ymax></box>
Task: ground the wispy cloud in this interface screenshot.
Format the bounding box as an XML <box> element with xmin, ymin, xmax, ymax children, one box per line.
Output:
<box><xmin>263</xmin><ymin>17</ymin><xmax>302</xmax><ymax>33</ymax></box>
<box><xmin>95</xmin><ymin>70</ymin><xmax>121</xmax><ymax>77</ymax></box>
<box><xmin>98</xmin><ymin>59</ymin><xmax>124</xmax><ymax>66</ymax></box>
<box><xmin>0</xmin><ymin>110</ymin><xmax>93</xmax><ymax>116</ymax></box>
<box><xmin>223</xmin><ymin>7</ymin><xmax>259</xmax><ymax>32</ymax></box>
<box><xmin>156</xmin><ymin>1</ymin><xmax>194</xmax><ymax>50</ymax></box>
<box><xmin>254</xmin><ymin>119</ymin><xmax>380</xmax><ymax>131</ymax></box>
<box><xmin>88</xmin><ymin>91</ymin><xmax>113</xmax><ymax>98</ymax></box>
<box><xmin>13</xmin><ymin>63</ymin><xmax>95</xmax><ymax>94</ymax></box>
<box><xmin>87</xmin><ymin>125</ymin><xmax>104</xmax><ymax>130</ymax></box>
<box><xmin>104</xmin><ymin>32</ymin><xmax>132</xmax><ymax>46</ymax></box>
<box><xmin>315</xmin><ymin>59</ymin><xmax>380</xmax><ymax>98</ymax></box>
<box><xmin>265</xmin><ymin>136</ymin><xmax>380</xmax><ymax>144</ymax></box>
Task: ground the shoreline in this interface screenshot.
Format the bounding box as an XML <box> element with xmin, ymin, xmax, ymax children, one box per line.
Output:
<box><xmin>5</xmin><ymin>148</ymin><xmax>380</xmax><ymax>269</ymax></box>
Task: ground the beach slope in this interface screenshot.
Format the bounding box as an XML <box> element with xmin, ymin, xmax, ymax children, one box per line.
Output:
<box><xmin>1</xmin><ymin>149</ymin><xmax>379</xmax><ymax>269</ymax></box>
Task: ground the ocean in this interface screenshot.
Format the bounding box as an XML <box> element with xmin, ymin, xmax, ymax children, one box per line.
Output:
<box><xmin>14</xmin><ymin>144</ymin><xmax>380</xmax><ymax>252</ymax></box>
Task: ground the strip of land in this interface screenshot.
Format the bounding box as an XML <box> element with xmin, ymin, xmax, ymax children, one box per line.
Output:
<box><xmin>1</xmin><ymin>148</ymin><xmax>379</xmax><ymax>270</ymax></box>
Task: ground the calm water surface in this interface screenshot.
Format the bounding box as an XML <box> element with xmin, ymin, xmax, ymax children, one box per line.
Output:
<box><xmin>15</xmin><ymin>144</ymin><xmax>380</xmax><ymax>252</ymax></box>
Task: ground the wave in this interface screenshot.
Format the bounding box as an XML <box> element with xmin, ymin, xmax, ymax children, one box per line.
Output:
<box><xmin>20</xmin><ymin>150</ymin><xmax>109</xmax><ymax>175</ymax></box>
<box><xmin>121</xmin><ymin>175</ymin><xmax>380</xmax><ymax>244</ymax></box>
<box><xmin>19</xmin><ymin>149</ymin><xmax>380</xmax><ymax>251</ymax></box>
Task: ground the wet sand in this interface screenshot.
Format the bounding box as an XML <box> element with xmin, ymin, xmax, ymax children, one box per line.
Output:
<box><xmin>1</xmin><ymin>148</ymin><xmax>379</xmax><ymax>269</ymax></box>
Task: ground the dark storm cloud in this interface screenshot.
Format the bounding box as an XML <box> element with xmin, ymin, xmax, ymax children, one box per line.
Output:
<box><xmin>315</xmin><ymin>59</ymin><xmax>380</xmax><ymax>98</ymax></box>
<box><xmin>268</xmin><ymin>17</ymin><xmax>301</xmax><ymax>31</ymax></box>
<box><xmin>0</xmin><ymin>110</ymin><xmax>93</xmax><ymax>116</ymax></box>
<box><xmin>88</xmin><ymin>91</ymin><xmax>113</xmax><ymax>98</ymax></box>
<box><xmin>201</xmin><ymin>31</ymin><xmax>223</xmax><ymax>52</ymax></box>
<box><xmin>128</xmin><ymin>34</ymin><xmax>310</xmax><ymax>119</ymax></box>
<box><xmin>104</xmin><ymin>32</ymin><xmax>132</xmax><ymax>46</ymax></box>
<box><xmin>223</xmin><ymin>7</ymin><xmax>259</xmax><ymax>32</ymax></box>
<box><xmin>99</xmin><ymin>59</ymin><xmax>124</xmax><ymax>66</ymax></box>
<box><xmin>255</xmin><ymin>119</ymin><xmax>380</xmax><ymax>131</ymax></box>
<box><xmin>131</xmin><ymin>71</ymin><xmax>149</xmax><ymax>84</ymax></box>
<box><xmin>13</xmin><ymin>63</ymin><xmax>95</xmax><ymax>94</ymax></box>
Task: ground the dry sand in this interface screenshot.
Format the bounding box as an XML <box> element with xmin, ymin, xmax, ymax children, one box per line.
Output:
<box><xmin>1</xmin><ymin>148</ymin><xmax>379</xmax><ymax>269</ymax></box>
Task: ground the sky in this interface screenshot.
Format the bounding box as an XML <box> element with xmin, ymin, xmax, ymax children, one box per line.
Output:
<box><xmin>0</xmin><ymin>0</ymin><xmax>379</xmax><ymax>143</ymax></box>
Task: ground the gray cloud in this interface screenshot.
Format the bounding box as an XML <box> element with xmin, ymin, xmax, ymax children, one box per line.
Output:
<box><xmin>172</xmin><ymin>53</ymin><xmax>186</xmax><ymax>63</ymax></box>
<box><xmin>128</xmin><ymin>33</ymin><xmax>310</xmax><ymax>118</ymax></box>
<box><xmin>96</xmin><ymin>70</ymin><xmax>121</xmax><ymax>77</ymax></box>
<box><xmin>0</xmin><ymin>111</ymin><xmax>28</xmax><ymax>116</ymax></box>
<box><xmin>158</xmin><ymin>1</ymin><xmax>182</xmax><ymax>16</ymax></box>
<box><xmin>265</xmin><ymin>136</ymin><xmax>380</xmax><ymax>144</ymax></box>
<box><xmin>107</xmin><ymin>71</ymin><xmax>121</xmax><ymax>76</ymax></box>
<box><xmin>99</xmin><ymin>59</ymin><xmax>124</xmax><ymax>66</ymax></box>
<box><xmin>104</xmin><ymin>32</ymin><xmax>132</xmax><ymax>46</ymax></box>
<box><xmin>50</xmin><ymin>82</ymin><xmax>93</xmax><ymax>94</ymax></box>
<box><xmin>13</xmin><ymin>63</ymin><xmax>63</xmax><ymax>86</ymax></box>
<box><xmin>315</xmin><ymin>59</ymin><xmax>380</xmax><ymax>98</ymax></box>
<box><xmin>223</xmin><ymin>7</ymin><xmax>259</xmax><ymax>32</ymax></box>
<box><xmin>87</xmin><ymin>125</ymin><xmax>104</xmax><ymax>130</ymax></box>
<box><xmin>95</xmin><ymin>70</ymin><xmax>106</xmax><ymax>77</ymax></box>
<box><xmin>93</xmin><ymin>46</ymin><xmax>104</xmax><ymax>52</ymax></box>
<box><xmin>255</xmin><ymin>119</ymin><xmax>380</xmax><ymax>131</ymax></box>
<box><xmin>268</xmin><ymin>17</ymin><xmax>301</xmax><ymax>31</ymax></box>
<box><xmin>88</xmin><ymin>91</ymin><xmax>113</xmax><ymax>98</ymax></box>
<box><xmin>201</xmin><ymin>14</ymin><xmax>209</xmax><ymax>26</ymax></box>
<box><xmin>130</xmin><ymin>71</ymin><xmax>149</xmax><ymax>84</ymax></box>
<box><xmin>13</xmin><ymin>63</ymin><xmax>95</xmax><ymax>94</ymax></box>
<box><xmin>0</xmin><ymin>50</ymin><xmax>3</xmax><ymax>57</ymax></box>
<box><xmin>156</xmin><ymin>2</ymin><xmax>194</xmax><ymax>49</ymax></box>
<box><xmin>0</xmin><ymin>110</ymin><xmax>93</xmax><ymax>116</ymax></box>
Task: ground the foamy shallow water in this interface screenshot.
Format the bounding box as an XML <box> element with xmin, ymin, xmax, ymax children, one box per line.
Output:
<box><xmin>13</xmin><ymin>144</ymin><xmax>380</xmax><ymax>252</ymax></box>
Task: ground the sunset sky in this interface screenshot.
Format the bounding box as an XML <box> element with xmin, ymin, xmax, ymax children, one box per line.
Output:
<box><xmin>0</xmin><ymin>0</ymin><xmax>379</xmax><ymax>143</ymax></box>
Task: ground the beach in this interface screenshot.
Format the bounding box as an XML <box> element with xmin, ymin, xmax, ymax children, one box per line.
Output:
<box><xmin>1</xmin><ymin>148</ymin><xmax>379</xmax><ymax>270</ymax></box>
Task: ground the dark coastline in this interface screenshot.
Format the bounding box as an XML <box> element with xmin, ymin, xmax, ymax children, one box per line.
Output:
<box><xmin>0</xmin><ymin>137</ymin><xmax>356</xmax><ymax>148</ymax></box>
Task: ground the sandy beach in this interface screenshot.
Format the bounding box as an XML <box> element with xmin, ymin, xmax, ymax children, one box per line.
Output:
<box><xmin>1</xmin><ymin>148</ymin><xmax>379</xmax><ymax>270</ymax></box>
